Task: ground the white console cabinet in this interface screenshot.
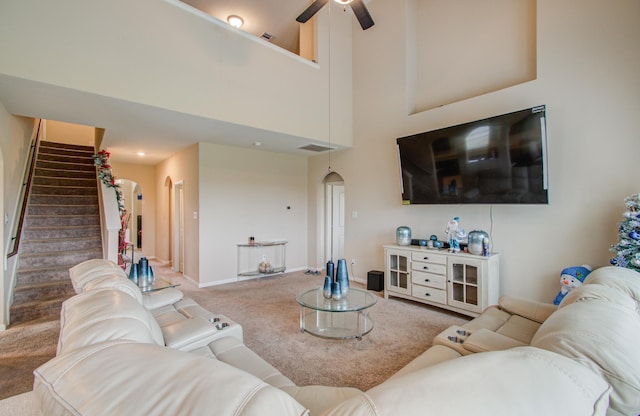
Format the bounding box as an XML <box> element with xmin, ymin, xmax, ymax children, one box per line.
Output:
<box><xmin>383</xmin><ymin>245</ymin><xmax>499</xmax><ymax>317</ymax></box>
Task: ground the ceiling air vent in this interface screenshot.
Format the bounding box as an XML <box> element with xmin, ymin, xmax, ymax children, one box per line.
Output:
<box><xmin>260</xmin><ymin>32</ymin><xmax>274</xmax><ymax>42</ymax></box>
<box><xmin>298</xmin><ymin>144</ymin><xmax>335</xmax><ymax>152</ymax></box>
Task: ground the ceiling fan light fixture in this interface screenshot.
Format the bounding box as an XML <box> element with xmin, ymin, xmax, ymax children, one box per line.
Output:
<box><xmin>333</xmin><ymin>0</ymin><xmax>354</xmax><ymax>4</ymax></box>
<box><xmin>227</xmin><ymin>15</ymin><xmax>244</xmax><ymax>28</ymax></box>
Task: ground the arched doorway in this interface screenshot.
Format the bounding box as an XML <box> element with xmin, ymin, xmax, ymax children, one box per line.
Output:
<box><xmin>324</xmin><ymin>172</ymin><xmax>345</xmax><ymax>263</ymax></box>
<box><xmin>117</xmin><ymin>179</ymin><xmax>143</xmax><ymax>256</ymax></box>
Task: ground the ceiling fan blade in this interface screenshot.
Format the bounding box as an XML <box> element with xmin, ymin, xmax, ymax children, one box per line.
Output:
<box><xmin>296</xmin><ymin>0</ymin><xmax>330</xmax><ymax>24</ymax></box>
<box><xmin>350</xmin><ymin>0</ymin><xmax>375</xmax><ymax>30</ymax></box>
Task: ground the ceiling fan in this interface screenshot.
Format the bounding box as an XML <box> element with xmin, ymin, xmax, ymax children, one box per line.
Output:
<box><xmin>296</xmin><ymin>0</ymin><xmax>375</xmax><ymax>31</ymax></box>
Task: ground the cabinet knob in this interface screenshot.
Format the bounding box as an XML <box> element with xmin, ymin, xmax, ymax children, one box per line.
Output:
<box><xmin>425</xmin><ymin>292</ymin><xmax>431</xmax><ymax>297</ymax></box>
<box><xmin>423</xmin><ymin>266</ymin><xmax>429</xmax><ymax>270</ymax></box>
<box><xmin>423</xmin><ymin>257</ymin><xmax>429</xmax><ymax>260</ymax></box>
<box><xmin>424</xmin><ymin>278</ymin><xmax>430</xmax><ymax>282</ymax></box>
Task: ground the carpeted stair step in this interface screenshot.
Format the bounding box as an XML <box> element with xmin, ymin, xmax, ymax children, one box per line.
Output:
<box><xmin>15</xmin><ymin>265</ymin><xmax>72</xmax><ymax>286</ymax></box>
<box><xmin>37</xmin><ymin>152</ymin><xmax>95</xmax><ymax>165</ymax></box>
<box><xmin>30</xmin><ymin>184</ymin><xmax>97</xmax><ymax>196</ymax></box>
<box><xmin>34</xmin><ymin>159</ymin><xmax>95</xmax><ymax>171</ymax></box>
<box><xmin>28</xmin><ymin>204</ymin><xmax>99</xmax><ymax>216</ymax></box>
<box><xmin>38</xmin><ymin>145</ymin><xmax>94</xmax><ymax>159</ymax></box>
<box><xmin>28</xmin><ymin>194</ymin><xmax>98</xmax><ymax>206</ymax></box>
<box><xmin>20</xmin><ymin>236</ymin><xmax>102</xmax><ymax>254</ymax></box>
<box><xmin>18</xmin><ymin>248</ymin><xmax>103</xmax><ymax>270</ymax></box>
<box><xmin>12</xmin><ymin>280</ymin><xmax>76</xmax><ymax>304</ymax></box>
<box><xmin>9</xmin><ymin>295</ymin><xmax>72</xmax><ymax>325</ymax></box>
<box><xmin>25</xmin><ymin>214</ymin><xmax>99</xmax><ymax>227</ymax></box>
<box><xmin>39</xmin><ymin>140</ymin><xmax>95</xmax><ymax>153</ymax></box>
<box><xmin>22</xmin><ymin>225</ymin><xmax>101</xmax><ymax>240</ymax></box>
<box><xmin>34</xmin><ymin>167</ymin><xmax>95</xmax><ymax>179</ymax></box>
<box><xmin>32</xmin><ymin>175</ymin><xmax>96</xmax><ymax>188</ymax></box>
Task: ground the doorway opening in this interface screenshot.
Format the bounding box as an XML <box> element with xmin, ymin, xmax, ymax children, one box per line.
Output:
<box><xmin>324</xmin><ymin>172</ymin><xmax>345</xmax><ymax>264</ymax></box>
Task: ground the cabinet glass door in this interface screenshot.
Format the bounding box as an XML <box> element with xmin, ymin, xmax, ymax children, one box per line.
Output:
<box><xmin>387</xmin><ymin>250</ymin><xmax>410</xmax><ymax>294</ymax></box>
<box><xmin>448</xmin><ymin>259</ymin><xmax>481</xmax><ymax>313</ymax></box>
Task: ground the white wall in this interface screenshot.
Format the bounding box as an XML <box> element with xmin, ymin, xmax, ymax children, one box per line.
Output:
<box><xmin>0</xmin><ymin>0</ymin><xmax>352</xmax><ymax>148</ymax></box>
<box><xmin>44</xmin><ymin>120</ymin><xmax>94</xmax><ymax>147</ymax></box>
<box><xmin>198</xmin><ymin>143</ymin><xmax>308</xmax><ymax>286</ymax></box>
<box><xmin>155</xmin><ymin>145</ymin><xmax>200</xmax><ymax>281</ymax></box>
<box><xmin>111</xmin><ymin>162</ymin><xmax>157</xmax><ymax>259</ymax></box>
<box><xmin>0</xmin><ymin>103</ymin><xmax>35</xmax><ymax>328</ymax></box>
<box><xmin>309</xmin><ymin>0</ymin><xmax>640</xmax><ymax>302</ymax></box>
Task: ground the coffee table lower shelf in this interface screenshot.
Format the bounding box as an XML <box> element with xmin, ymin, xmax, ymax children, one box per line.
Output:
<box><xmin>299</xmin><ymin>309</ymin><xmax>374</xmax><ymax>340</ymax></box>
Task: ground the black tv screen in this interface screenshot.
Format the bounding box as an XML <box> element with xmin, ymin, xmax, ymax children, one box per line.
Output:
<box><xmin>397</xmin><ymin>105</ymin><xmax>548</xmax><ymax>204</ymax></box>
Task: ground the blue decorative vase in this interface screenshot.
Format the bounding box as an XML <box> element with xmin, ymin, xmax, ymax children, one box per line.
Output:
<box><xmin>326</xmin><ymin>260</ymin><xmax>335</xmax><ymax>282</ymax></box>
<box><xmin>139</xmin><ymin>257</ymin><xmax>149</xmax><ymax>278</ymax></box>
<box><xmin>128</xmin><ymin>262</ymin><xmax>139</xmax><ymax>284</ymax></box>
<box><xmin>396</xmin><ymin>226</ymin><xmax>412</xmax><ymax>246</ymax></box>
<box><xmin>323</xmin><ymin>276</ymin><xmax>332</xmax><ymax>299</ymax></box>
<box><xmin>336</xmin><ymin>259</ymin><xmax>349</xmax><ymax>297</ymax></box>
<box><xmin>331</xmin><ymin>282</ymin><xmax>342</xmax><ymax>300</ymax></box>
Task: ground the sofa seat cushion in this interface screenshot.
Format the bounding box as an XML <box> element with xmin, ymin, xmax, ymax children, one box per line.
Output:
<box><xmin>323</xmin><ymin>347</ymin><xmax>610</xmax><ymax>416</ymax></box>
<box><xmin>209</xmin><ymin>336</ymin><xmax>296</xmax><ymax>390</ymax></box>
<box><xmin>388</xmin><ymin>344</ymin><xmax>462</xmax><ymax>380</ymax></box>
<box><xmin>57</xmin><ymin>289</ymin><xmax>164</xmax><ymax>355</ymax></box>
<box><xmin>34</xmin><ymin>340</ymin><xmax>309</xmax><ymax>416</ymax></box>
<box><xmin>494</xmin><ymin>314</ymin><xmax>541</xmax><ymax>344</ymax></box>
<box><xmin>531</xmin><ymin>292</ymin><xmax>640</xmax><ymax>416</ymax></box>
<box><xmin>282</xmin><ymin>385</ymin><xmax>362</xmax><ymax>416</ymax></box>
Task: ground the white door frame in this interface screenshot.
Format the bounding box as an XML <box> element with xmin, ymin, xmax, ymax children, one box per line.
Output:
<box><xmin>173</xmin><ymin>181</ymin><xmax>184</xmax><ymax>273</ymax></box>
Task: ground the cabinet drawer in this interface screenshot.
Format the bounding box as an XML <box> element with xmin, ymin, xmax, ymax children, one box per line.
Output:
<box><xmin>411</xmin><ymin>284</ymin><xmax>446</xmax><ymax>304</ymax></box>
<box><xmin>411</xmin><ymin>271</ymin><xmax>446</xmax><ymax>289</ymax></box>
<box><xmin>411</xmin><ymin>261</ymin><xmax>446</xmax><ymax>275</ymax></box>
<box><xmin>411</xmin><ymin>252</ymin><xmax>446</xmax><ymax>265</ymax></box>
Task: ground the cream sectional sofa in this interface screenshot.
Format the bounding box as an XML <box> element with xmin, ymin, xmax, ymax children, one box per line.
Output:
<box><xmin>0</xmin><ymin>261</ymin><xmax>638</xmax><ymax>415</ymax></box>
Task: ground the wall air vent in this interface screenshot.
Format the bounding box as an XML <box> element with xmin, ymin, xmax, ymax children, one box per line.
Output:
<box><xmin>298</xmin><ymin>144</ymin><xmax>335</xmax><ymax>152</ymax></box>
<box><xmin>260</xmin><ymin>32</ymin><xmax>274</xmax><ymax>42</ymax></box>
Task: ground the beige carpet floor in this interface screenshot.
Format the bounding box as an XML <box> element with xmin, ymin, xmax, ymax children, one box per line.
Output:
<box><xmin>0</xmin><ymin>262</ymin><xmax>469</xmax><ymax>400</ymax></box>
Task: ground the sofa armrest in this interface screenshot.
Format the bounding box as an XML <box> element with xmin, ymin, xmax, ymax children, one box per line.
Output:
<box><xmin>462</xmin><ymin>328</ymin><xmax>527</xmax><ymax>353</ymax></box>
<box><xmin>142</xmin><ymin>288</ymin><xmax>184</xmax><ymax>310</ymax></box>
<box><xmin>498</xmin><ymin>296</ymin><xmax>557</xmax><ymax>324</ymax></box>
<box><xmin>162</xmin><ymin>316</ymin><xmax>220</xmax><ymax>351</ymax></box>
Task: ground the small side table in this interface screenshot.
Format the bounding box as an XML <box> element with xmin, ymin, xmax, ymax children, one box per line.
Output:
<box><xmin>295</xmin><ymin>287</ymin><xmax>377</xmax><ymax>340</ymax></box>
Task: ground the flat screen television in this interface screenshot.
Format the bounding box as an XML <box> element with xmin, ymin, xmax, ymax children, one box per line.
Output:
<box><xmin>396</xmin><ymin>105</ymin><xmax>548</xmax><ymax>205</ymax></box>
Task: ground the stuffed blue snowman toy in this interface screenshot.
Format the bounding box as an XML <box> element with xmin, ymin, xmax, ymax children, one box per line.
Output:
<box><xmin>552</xmin><ymin>265</ymin><xmax>592</xmax><ymax>305</ymax></box>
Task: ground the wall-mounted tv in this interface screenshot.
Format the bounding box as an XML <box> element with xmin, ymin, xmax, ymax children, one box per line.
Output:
<box><xmin>397</xmin><ymin>105</ymin><xmax>548</xmax><ymax>205</ymax></box>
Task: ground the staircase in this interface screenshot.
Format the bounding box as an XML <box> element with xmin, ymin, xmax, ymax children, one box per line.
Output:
<box><xmin>10</xmin><ymin>141</ymin><xmax>103</xmax><ymax>325</ymax></box>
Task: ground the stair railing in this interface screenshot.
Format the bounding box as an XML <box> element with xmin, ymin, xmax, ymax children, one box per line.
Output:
<box><xmin>6</xmin><ymin>119</ymin><xmax>42</xmax><ymax>259</ymax></box>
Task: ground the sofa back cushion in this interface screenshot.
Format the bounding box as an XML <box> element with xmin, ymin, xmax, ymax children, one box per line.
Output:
<box><xmin>579</xmin><ymin>266</ymin><xmax>640</xmax><ymax>305</ymax></box>
<box><xmin>82</xmin><ymin>273</ymin><xmax>144</xmax><ymax>304</ymax></box>
<box><xmin>531</xmin><ymin>284</ymin><xmax>640</xmax><ymax>416</ymax></box>
<box><xmin>57</xmin><ymin>289</ymin><xmax>164</xmax><ymax>356</ymax></box>
<box><xmin>68</xmin><ymin>259</ymin><xmax>126</xmax><ymax>293</ymax></box>
<box><xmin>34</xmin><ymin>340</ymin><xmax>308</xmax><ymax>416</ymax></box>
<box><xmin>324</xmin><ymin>347</ymin><xmax>610</xmax><ymax>416</ymax></box>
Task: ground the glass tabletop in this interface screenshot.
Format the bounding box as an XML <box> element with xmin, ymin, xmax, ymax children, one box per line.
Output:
<box><xmin>139</xmin><ymin>278</ymin><xmax>180</xmax><ymax>293</ymax></box>
<box><xmin>296</xmin><ymin>287</ymin><xmax>377</xmax><ymax>312</ymax></box>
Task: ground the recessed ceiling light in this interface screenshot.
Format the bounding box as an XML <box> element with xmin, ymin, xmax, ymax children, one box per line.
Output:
<box><xmin>137</xmin><ymin>151</ymin><xmax>145</xmax><ymax>157</ymax></box>
<box><xmin>334</xmin><ymin>0</ymin><xmax>354</xmax><ymax>4</ymax></box>
<box><xmin>252</xmin><ymin>141</ymin><xmax>262</xmax><ymax>147</ymax></box>
<box><xmin>227</xmin><ymin>15</ymin><xmax>244</xmax><ymax>28</ymax></box>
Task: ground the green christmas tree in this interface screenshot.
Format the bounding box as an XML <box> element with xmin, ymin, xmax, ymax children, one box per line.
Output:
<box><xmin>610</xmin><ymin>193</ymin><xmax>640</xmax><ymax>272</ymax></box>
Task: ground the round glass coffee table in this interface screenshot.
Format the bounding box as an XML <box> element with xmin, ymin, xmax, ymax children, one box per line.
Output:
<box><xmin>296</xmin><ymin>287</ymin><xmax>377</xmax><ymax>340</ymax></box>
